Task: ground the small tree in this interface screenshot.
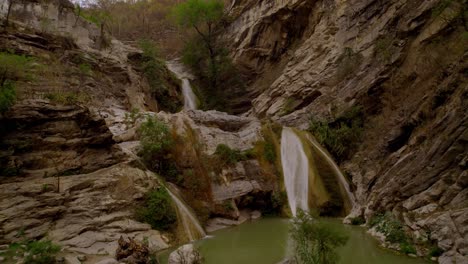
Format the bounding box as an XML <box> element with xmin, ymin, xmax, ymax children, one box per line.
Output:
<box><xmin>138</xmin><ymin>116</ymin><xmax>173</xmax><ymax>171</ymax></box>
<box><xmin>3</xmin><ymin>0</ymin><xmax>14</xmax><ymax>28</ymax></box>
<box><xmin>0</xmin><ymin>52</ymin><xmax>33</xmax><ymax>113</ymax></box>
<box><xmin>290</xmin><ymin>210</ymin><xmax>348</xmax><ymax>264</ymax></box>
<box><xmin>171</xmin><ymin>0</ymin><xmax>224</xmax><ymax>90</ymax></box>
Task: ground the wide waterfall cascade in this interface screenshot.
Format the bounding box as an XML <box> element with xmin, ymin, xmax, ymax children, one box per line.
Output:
<box><xmin>167</xmin><ymin>60</ymin><xmax>198</xmax><ymax>110</ymax></box>
<box><xmin>306</xmin><ymin>136</ymin><xmax>356</xmax><ymax>210</ymax></box>
<box><xmin>166</xmin><ymin>183</ymin><xmax>206</xmax><ymax>241</ymax></box>
<box><xmin>280</xmin><ymin>127</ymin><xmax>310</xmax><ymax>216</ymax></box>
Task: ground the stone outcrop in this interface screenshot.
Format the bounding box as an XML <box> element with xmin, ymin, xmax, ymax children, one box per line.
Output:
<box><xmin>168</xmin><ymin>244</ymin><xmax>202</xmax><ymax>264</ymax></box>
<box><xmin>224</xmin><ymin>0</ymin><xmax>467</xmax><ymax>261</ymax></box>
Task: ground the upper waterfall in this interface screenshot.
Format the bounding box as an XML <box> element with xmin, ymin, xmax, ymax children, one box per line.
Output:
<box><xmin>280</xmin><ymin>127</ymin><xmax>310</xmax><ymax>216</ymax></box>
<box><xmin>167</xmin><ymin>60</ymin><xmax>199</xmax><ymax>110</ymax></box>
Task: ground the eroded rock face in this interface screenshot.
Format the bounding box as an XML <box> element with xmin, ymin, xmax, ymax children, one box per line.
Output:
<box><xmin>0</xmin><ymin>163</ymin><xmax>169</xmax><ymax>256</ymax></box>
<box><xmin>0</xmin><ymin>100</ymin><xmax>124</xmax><ymax>179</ymax></box>
<box><xmin>225</xmin><ymin>0</ymin><xmax>468</xmax><ymax>261</ymax></box>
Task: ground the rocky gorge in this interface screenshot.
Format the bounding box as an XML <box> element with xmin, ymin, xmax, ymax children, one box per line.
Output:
<box><xmin>0</xmin><ymin>0</ymin><xmax>466</xmax><ymax>263</ymax></box>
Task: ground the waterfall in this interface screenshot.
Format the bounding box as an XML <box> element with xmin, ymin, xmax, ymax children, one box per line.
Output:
<box><xmin>280</xmin><ymin>127</ymin><xmax>310</xmax><ymax>216</ymax></box>
<box><xmin>166</xmin><ymin>183</ymin><xmax>206</xmax><ymax>241</ymax></box>
<box><xmin>305</xmin><ymin>136</ymin><xmax>356</xmax><ymax>210</ymax></box>
<box><xmin>280</xmin><ymin>127</ymin><xmax>356</xmax><ymax>216</ymax></box>
<box><xmin>167</xmin><ymin>60</ymin><xmax>198</xmax><ymax>110</ymax></box>
<box><xmin>181</xmin><ymin>79</ymin><xmax>198</xmax><ymax>110</ymax></box>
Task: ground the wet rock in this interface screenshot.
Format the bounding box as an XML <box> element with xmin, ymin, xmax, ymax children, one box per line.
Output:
<box><xmin>168</xmin><ymin>244</ymin><xmax>202</xmax><ymax>264</ymax></box>
<box><xmin>95</xmin><ymin>258</ymin><xmax>119</xmax><ymax>264</ymax></box>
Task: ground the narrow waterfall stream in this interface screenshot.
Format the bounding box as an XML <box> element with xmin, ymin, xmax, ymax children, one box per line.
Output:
<box><xmin>305</xmin><ymin>135</ymin><xmax>356</xmax><ymax>210</ymax></box>
<box><xmin>167</xmin><ymin>60</ymin><xmax>199</xmax><ymax>110</ymax></box>
<box><xmin>280</xmin><ymin>127</ymin><xmax>310</xmax><ymax>216</ymax></box>
<box><xmin>166</xmin><ymin>183</ymin><xmax>206</xmax><ymax>241</ymax></box>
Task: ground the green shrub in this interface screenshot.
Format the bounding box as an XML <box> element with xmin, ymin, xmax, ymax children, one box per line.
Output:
<box><xmin>429</xmin><ymin>246</ymin><xmax>444</xmax><ymax>257</ymax></box>
<box><xmin>214</xmin><ymin>144</ymin><xmax>248</xmax><ymax>165</ymax></box>
<box><xmin>291</xmin><ymin>210</ymin><xmax>348</xmax><ymax>264</ymax></box>
<box><xmin>400</xmin><ymin>241</ymin><xmax>417</xmax><ymax>255</ymax></box>
<box><xmin>138</xmin><ymin>116</ymin><xmax>173</xmax><ymax>171</ymax></box>
<box><xmin>136</xmin><ymin>187</ymin><xmax>177</xmax><ymax>230</ymax></box>
<box><xmin>370</xmin><ymin>212</ymin><xmax>410</xmax><ymax>244</ymax></box>
<box><xmin>0</xmin><ymin>81</ymin><xmax>16</xmax><ymax>113</ymax></box>
<box><xmin>1</xmin><ymin>240</ymin><xmax>61</xmax><ymax>264</ymax></box>
<box><xmin>308</xmin><ymin>106</ymin><xmax>364</xmax><ymax>161</ymax></box>
<box><xmin>139</xmin><ymin>40</ymin><xmax>181</xmax><ymax>113</ymax></box>
<box><xmin>350</xmin><ymin>216</ymin><xmax>365</xmax><ymax>226</ymax></box>
<box><xmin>0</xmin><ymin>52</ymin><xmax>34</xmax><ymax>113</ymax></box>
<box><xmin>44</xmin><ymin>91</ymin><xmax>90</xmax><ymax>105</ymax></box>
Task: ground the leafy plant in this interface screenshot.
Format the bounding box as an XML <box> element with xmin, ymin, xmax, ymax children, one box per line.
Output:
<box><xmin>370</xmin><ymin>212</ymin><xmax>410</xmax><ymax>245</ymax></box>
<box><xmin>291</xmin><ymin>210</ymin><xmax>348</xmax><ymax>264</ymax></box>
<box><xmin>349</xmin><ymin>216</ymin><xmax>365</xmax><ymax>226</ymax></box>
<box><xmin>44</xmin><ymin>91</ymin><xmax>90</xmax><ymax>105</ymax></box>
<box><xmin>139</xmin><ymin>40</ymin><xmax>181</xmax><ymax>112</ymax></box>
<box><xmin>308</xmin><ymin>106</ymin><xmax>364</xmax><ymax>161</ymax></box>
<box><xmin>138</xmin><ymin>116</ymin><xmax>177</xmax><ymax>179</ymax></box>
<box><xmin>428</xmin><ymin>246</ymin><xmax>444</xmax><ymax>257</ymax></box>
<box><xmin>400</xmin><ymin>241</ymin><xmax>417</xmax><ymax>255</ymax></box>
<box><xmin>136</xmin><ymin>187</ymin><xmax>177</xmax><ymax>230</ymax></box>
<box><xmin>0</xmin><ymin>240</ymin><xmax>61</xmax><ymax>264</ymax></box>
<box><xmin>214</xmin><ymin>144</ymin><xmax>248</xmax><ymax>165</ymax></box>
<box><xmin>0</xmin><ymin>52</ymin><xmax>34</xmax><ymax>113</ymax></box>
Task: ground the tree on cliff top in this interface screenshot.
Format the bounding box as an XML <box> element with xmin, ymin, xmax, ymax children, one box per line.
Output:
<box><xmin>171</xmin><ymin>0</ymin><xmax>224</xmax><ymax>90</ymax></box>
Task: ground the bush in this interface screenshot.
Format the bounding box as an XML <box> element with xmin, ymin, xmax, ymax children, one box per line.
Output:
<box><xmin>44</xmin><ymin>91</ymin><xmax>90</xmax><ymax>105</ymax></box>
<box><xmin>214</xmin><ymin>144</ymin><xmax>248</xmax><ymax>165</ymax></box>
<box><xmin>429</xmin><ymin>246</ymin><xmax>444</xmax><ymax>257</ymax></box>
<box><xmin>400</xmin><ymin>241</ymin><xmax>417</xmax><ymax>255</ymax></box>
<box><xmin>350</xmin><ymin>216</ymin><xmax>365</xmax><ymax>226</ymax></box>
<box><xmin>308</xmin><ymin>106</ymin><xmax>364</xmax><ymax>161</ymax></box>
<box><xmin>1</xmin><ymin>240</ymin><xmax>61</xmax><ymax>264</ymax></box>
<box><xmin>139</xmin><ymin>40</ymin><xmax>181</xmax><ymax>112</ymax></box>
<box><xmin>138</xmin><ymin>116</ymin><xmax>173</xmax><ymax>171</ymax></box>
<box><xmin>136</xmin><ymin>187</ymin><xmax>177</xmax><ymax>230</ymax></box>
<box><xmin>370</xmin><ymin>212</ymin><xmax>410</xmax><ymax>244</ymax></box>
<box><xmin>0</xmin><ymin>52</ymin><xmax>34</xmax><ymax>113</ymax></box>
<box><xmin>0</xmin><ymin>81</ymin><xmax>16</xmax><ymax>113</ymax></box>
<box><xmin>291</xmin><ymin>210</ymin><xmax>348</xmax><ymax>264</ymax></box>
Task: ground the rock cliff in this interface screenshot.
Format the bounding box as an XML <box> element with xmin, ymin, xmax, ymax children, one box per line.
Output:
<box><xmin>225</xmin><ymin>0</ymin><xmax>467</xmax><ymax>261</ymax></box>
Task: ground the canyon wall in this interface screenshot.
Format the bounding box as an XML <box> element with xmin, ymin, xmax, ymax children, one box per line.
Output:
<box><xmin>225</xmin><ymin>0</ymin><xmax>467</xmax><ymax>261</ymax></box>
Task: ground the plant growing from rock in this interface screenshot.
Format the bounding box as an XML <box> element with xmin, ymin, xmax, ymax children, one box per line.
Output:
<box><xmin>308</xmin><ymin>106</ymin><xmax>364</xmax><ymax>162</ymax></box>
<box><xmin>0</xmin><ymin>52</ymin><xmax>34</xmax><ymax>113</ymax></box>
<box><xmin>135</xmin><ymin>187</ymin><xmax>177</xmax><ymax>230</ymax></box>
<box><xmin>0</xmin><ymin>240</ymin><xmax>61</xmax><ymax>264</ymax></box>
<box><xmin>290</xmin><ymin>210</ymin><xmax>348</xmax><ymax>264</ymax></box>
<box><xmin>138</xmin><ymin>116</ymin><xmax>176</xmax><ymax>177</ymax></box>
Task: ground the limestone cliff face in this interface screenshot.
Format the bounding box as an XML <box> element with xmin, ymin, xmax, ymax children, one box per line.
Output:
<box><xmin>225</xmin><ymin>0</ymin><xmax>467</xmax><ymax>261</ymax></box>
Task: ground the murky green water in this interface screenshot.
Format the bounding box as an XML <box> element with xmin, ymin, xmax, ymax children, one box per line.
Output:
<box><xmin>161</xmin><ymin>217</ymin><xmax>428</xmax><ymax>264</ymax></box>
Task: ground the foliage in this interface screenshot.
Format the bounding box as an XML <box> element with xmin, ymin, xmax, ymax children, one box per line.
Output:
<box><xmin>0</xmin><ymin>81</ymin><xmax>16</xmax><ymax>113</ymax></box>
<box><xmin>172</xmin><ymin>0</ymin><xmax>242</xmax><ymax>112</ymax></box>
<box><xmin>308</xmin><ymin>106</ymin><xmax>364</xmax><ymax>161</ymax></box>
<box><xmin>349</xmin><ymin>216</ymin><xmax>365</xmax><ymax>226</ymax></box>
<box><xmin>136</xmin><ymin>187</ymin><xmax>177</xmax><ymax>230</ymax></box>
<box><xmin>124</xmin><ymin>108</ymin><xmax>142</xmax><ymax>126</ymax></box>
<box><xmin>0</xmin><ymin>240</ymin><xmax>61</xmax><ymax>264</ymax></box>
<box><xmin>369</xmin><ymin>212</ymin><xmax>410</xmax><ymax>245</ymax></box>
<box><xmin>0</xmin><ymin>52</ymin><xmax>34</xmax><ymax>113</ymax></box>
<box><xmin>138</xmin><ymin>116</ymin><xmax>173</xmax><ymax>171</ymax></box>
<box><xmin>400</xmin><ymin>241</ymin><xmax>417</xmax><ymax>255</ymax></box>
<box><xmin>44</xmin><ymin>91</ymin><xmax>90</xmax><ymax>105</ymax></box>
<box><xmin>429</xmin><ymin>246</ymin><xmax>444</xmax><ymax>257</ymax></box>
<box><xmin>290</xmin><ymin>210</ymin><xmax>348</xmax><ymax>264</ymax></box>
<box><xmin>214</xmin><ymin>144</ymin><xmax>248</xmax><ymax>166</ymax></box>
<box><xmin>139</xmin><ymin>40</ymin><xmax>181</xmax><ymax>112</ymax></box>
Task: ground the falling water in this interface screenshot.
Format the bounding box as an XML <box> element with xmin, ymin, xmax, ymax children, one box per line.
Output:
<box><xmin>181</xmin><ymin>79</ymin><xmax>198</xmax><ymax>110</ymax></box>
<box><xmin>167</xmin><ymin>60</ymin><xmax>199</xmax><ymax>110</ymax></box>
<box><xmin>280</xmin><ymin>127</ymin><xmax>310</xmax><ymax>216</ymax></box>
<box><xmin>306</xmin><ymin>136</ymin><xmax>356</xmax><ymax>210</ymax></box>
<box><xmin>166</xmin><ymin>183</ymin><xmax>206</xmax><ymax>241</ymax></box>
